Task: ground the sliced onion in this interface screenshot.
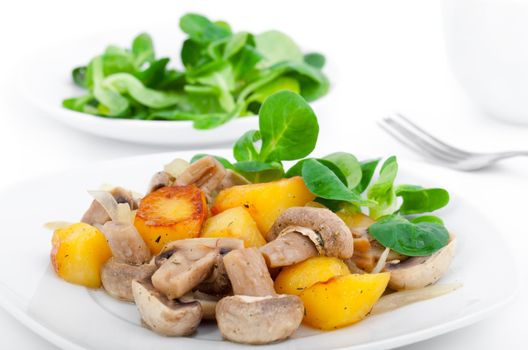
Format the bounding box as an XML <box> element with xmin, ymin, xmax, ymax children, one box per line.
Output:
<box><xmin>371</xmin><ymin>247</ymin><xmax>390</xmax><ymax>274</ymax></box>
<box><xmin>371</xmin><ymin>283</ymin><xmax>463</xmax><ymax>315</ymax></box>
<box><xmin>98</xmin><ymin>183</ymin><xmax>115</xmax><ymax>191</ymax></box>
<box><xmin>43</xmin><ymin>221</ymin><xmax>73</xmax><ymax>230</ymax></box>
<box><xmin>88</xmin><ymin>190</ymin><xmax>121</xmax><ymax>223</ymax></box>
<box><xmin>116</xmin><ymin>203</ymin><xmax>134</xmax><ymax>224</ymax></box>
<box><xmin>164</xmin><ymin>158</ymin><xmax>190</xmax><ymax>178</ymax></box>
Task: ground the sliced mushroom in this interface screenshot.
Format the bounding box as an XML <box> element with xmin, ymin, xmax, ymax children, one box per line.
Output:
<box><xmin>147</xmin><ymin>171</ymin><xmax>174</xmax><ymax>194</ymax></box>
<box><xmin>216</xmin><ymin>294</ymin><xmax>304</xmax><ymax>345</ymax></box>
<box><xmin>132</xmin><ymin>279</ymin><xmax>203</xmax><ymax>336</ymax></box>
<box><xmin>196</xmin><ymin>252</ymin><xmax>231</xmax><ymax>295</ymax></box>
<box><xmin>100</xmin><ymin>258</ymin><xmax>157</xmax><ymax>301</ymax></box>
<box><xmin>260</xmin><ymin>207</ymin><xmax>354</xmax><ymax>267</ymax></box>
<box><xmin>81</xmin><ymin>187</ymin><xmax>138</xmax><ymax>226</ymax></box>
<box><xmin>157</xmin><ymin>238</ymin><xmax>243</xmax><ymax>295</ymax></box>
<box><xmin>175</xmin><ymin>156</ymin><xmax>227</xmax><ymax>203</ymax></box>
<box><xmin>152</xmin><ymin>248</ymin><xmax>217</xmax><ymax>300</ymax></box>
<box><xmin>151</xmin><ymin>238</ymin><xmax>243</xmax><ymax>299</ymax></box>
<box><xmin>217</xmin><ymin>247</ymin><xmax>304</xmax><ymax>344</ymax></box>
<box><xmin>98</xmin><ymin>221</ymin><xmax>151</xmax><ymax>265</ymax></box>
<box><xmin>385</xmin><ymin>237</ymin><xmax>456</xmax><ymax>290</ymax></box>
<box><xmin>179</xmin><ymin>291</ymin><xmax>221</xmax><ymax>320</ymax></box>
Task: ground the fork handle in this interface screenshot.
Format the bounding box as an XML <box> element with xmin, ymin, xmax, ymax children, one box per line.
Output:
<box><xmin>492</xmin><ymin>151</ymin><xmax>528</xmax><ymax>160</ymax></box>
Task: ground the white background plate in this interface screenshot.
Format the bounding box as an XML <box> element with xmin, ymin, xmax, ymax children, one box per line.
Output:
<box><xmin>0</xmin><ymin>150</ymin><xmax>518</xmax><ymax>350</ymax></box>
<box><xmin>16</xmin><ymin>29</ymin><xmax>327</xmax><ymax>147</ymax></box>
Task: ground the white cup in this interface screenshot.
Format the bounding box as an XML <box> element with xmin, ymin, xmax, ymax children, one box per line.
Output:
<box><xmin>444</xmin><ymin>0</ymin><xmax>528</xmax><ymax>124</ymax></box>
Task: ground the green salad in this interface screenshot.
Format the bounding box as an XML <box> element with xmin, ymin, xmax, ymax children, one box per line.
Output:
<box><xmin>63</xmin><ymin>13</ymin><xmax>329</xmax><ymax>129</ymax></box>
<box><xmin>195</xmin><ymin>90</ymin><xmax>451</xmax><ymax>256</ymax></box>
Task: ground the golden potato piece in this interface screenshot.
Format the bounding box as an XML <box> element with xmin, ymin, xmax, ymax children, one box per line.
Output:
<box><xmin>134</xmin><ymin>185</ymin><xmax>207</xmax><ymax>254</ymax></box>
<box><xmin>201</xmin><ymin>207</ymin><xmax>266</xmax><ymax>247</ymax></box>
<box><xmin>212</xmin><ymin>177</ymin><xmax>315</xmax><ymax>234</ymax></box>
<box><xmin>274</xmin><ymin>256</ymin><xmax>350</xmax><ymax>295</ymax></box>
<box><xmin>300</xmin><ymin>273</ymin><xmax>390</xmax><ymax>330</ymax></box>
<box><xmin>51</xmin><ymin>223</ymin><xmax>112</xmax><ymax>288</ymax></box>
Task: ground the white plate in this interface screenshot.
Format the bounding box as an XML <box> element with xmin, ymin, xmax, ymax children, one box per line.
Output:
<box><xmin>0</xmin><ymin>150</ymin><xmax>518</xmax><ymax>350</ymax></box>
<box><xmin>16</xmin><ymin>29</ymin><xmax>326</xmax><ymax>147</ymax></box>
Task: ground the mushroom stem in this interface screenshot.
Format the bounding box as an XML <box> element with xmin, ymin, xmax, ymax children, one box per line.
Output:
<box><xmin>265</xmin><ymin>207</ymin><xmax>354</xmax><ymax>263</ymax></box>
<box><xmin>223</xmin><ymin>248</ymin><xmax>276</xmax><ymax>296</ymax></box>
<box><xmin>259</xmin><ymin>231</ymin><xmax>318</xmax><ymax>268</ymax></box>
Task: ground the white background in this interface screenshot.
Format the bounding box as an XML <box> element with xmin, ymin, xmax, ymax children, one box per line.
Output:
<box><xmin>0</xmin><ymin>0</ymin><xmax>526</xmax><ymax>348</ymax></box>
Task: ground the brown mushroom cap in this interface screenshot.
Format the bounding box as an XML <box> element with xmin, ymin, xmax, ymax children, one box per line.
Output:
<box><xmin>100</xmin><ymin>258</ymin><xmax>157</xmax><ymax>301</ymax></box>
<box><xmin>385</xmin><ymin>237</ymin><xmax>456</xmax><ymax>290</ymax></box>
<box><xmin>216</xmin><ymin>295</ymin><xmax>304</xmax><ymax>345</ymax></box>
<box><xmin>266</xmin><ymin>207</ymin><xmax>354</xmax><ymax>259</ymax></box>
<box><xmin>132</xmin><ymin>279</ymin><xmax>203</xmax><ymax>336</ymax></box>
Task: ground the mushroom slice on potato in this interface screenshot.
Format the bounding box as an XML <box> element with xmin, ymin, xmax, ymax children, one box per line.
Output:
<box><xmin>132</xmin><ymin>279</ymin><xmax>203</xmax><ymax>336</ymax></box>
<box><xmin>100</xmin><ymin>258</ymin><xmax>157</xmax><ymax>301</ymax></box>
<box><xmin>385</xmin><ymin>237</ymin><xmax>456</xmax><ymax>290</ymax></box>
<box><xmin>260</xmin><ymin>207</ymin><xmax>354</xmax><ymax>267</ymax></box>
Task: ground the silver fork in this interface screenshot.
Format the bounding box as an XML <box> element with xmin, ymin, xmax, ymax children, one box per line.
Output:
<box><xmin>379</xmin><ymin>113</ymin><xmax>528</xmax><ymax>171</ymax></box>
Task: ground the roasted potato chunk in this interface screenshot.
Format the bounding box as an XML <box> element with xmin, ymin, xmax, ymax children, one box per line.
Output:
<box><xmin>201</xmin><ymin>207</ymin><xmax>266</xmax><ymax>247</ymax></box>
<box><xmin>212</xmin><ymin>177</ymin><xmax>315</xmax><ymax>234</ymax></box>
<box><xmin>300</xmin><ymin>273</ymin><xmax>390</xmax><ymax>330</ymax></box>
<box><xmin>51</xmin><ymin>223</ymin><xmax>112</xmax><ymax>288</ymax></box>
<box><xmin>274</xmin><ymin>256</ymin><xmax>350</xmax><ymax>295</ymax></box>
<box><xmin>134</xmin><ymin>185</ymin><xmax>207</xmax><ymax>254</ymax></box>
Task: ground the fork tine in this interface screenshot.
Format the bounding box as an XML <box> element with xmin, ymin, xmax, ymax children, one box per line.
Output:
<box><xmin>393</xmin><ymin>113</ymin><xmax>472</xmax><ymax>157</ymax></box>
<box><xmin>377</xmin><ymin>120</ymin><xmax>432</xmax><ymax>156</ymax></box>
<box><xmin>381</xmin><ymin>117</ymin><xmax>465</xmax><ymax>163</ymax></box>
